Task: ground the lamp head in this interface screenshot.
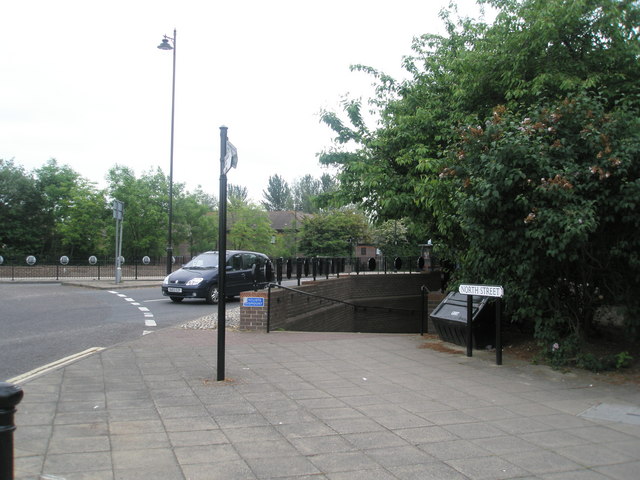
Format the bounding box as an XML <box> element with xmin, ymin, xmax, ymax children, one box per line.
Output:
<box><xmin>157</xmin><ymin>37</ymin><xmax>173</xmax><ymax>50</ymax></box>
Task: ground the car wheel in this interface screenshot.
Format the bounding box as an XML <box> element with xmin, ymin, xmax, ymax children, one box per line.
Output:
<box><xmin>206</xmin><ymin>285</ymin><xmax>219</xmax><ymax>304</ymax></box>
<box><xmin>170</xmin><ymin>296</ymin><xmax>183</xmax><ymax>303</ymax></box>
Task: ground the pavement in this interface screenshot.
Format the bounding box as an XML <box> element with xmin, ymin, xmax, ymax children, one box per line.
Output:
<box><xmin>9</xmin><ymin>317</ymin><xmax>640</xmax><ymax>480</ymax></box>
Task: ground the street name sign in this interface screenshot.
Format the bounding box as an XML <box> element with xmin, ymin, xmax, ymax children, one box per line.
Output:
<box><xmin>243</xmin><ymin>297</ymin><xmax>265</xmax><ymax>307</ymax></box>
<box><xmin>458</xmin><ymin>284</ymin><xmax>504</xmax><ymax>298</ymax></box>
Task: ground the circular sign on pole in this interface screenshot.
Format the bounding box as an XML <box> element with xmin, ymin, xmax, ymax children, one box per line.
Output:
<box><xmin>88</xmin><ymin>255</ymin><xmax>98</xmax><ymax>265</ymax></box>
<box><xmin>60</xmin><ymin>256</ymin><xmax>69</xmax><ymax>265</ymax></box>
<box><xmin>142</xmin><ymin>256</ymin><xmax>151</xmax><ymax>265</ymax></box>
<box><xmin>0</xmin><ymin>255</ymin><xmax>4</xmax><ymax>265</ymax></box>
<box><xmin>26</xmin><ymin>255</ymin><xmax>36</xmax><ymax>266</ymax></box>
<box><xmin>118</xmin><ymin>256</ymin><xmax>125</xmax><ymax>265</ymax></box>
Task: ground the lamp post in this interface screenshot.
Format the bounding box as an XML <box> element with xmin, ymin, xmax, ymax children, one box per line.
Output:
<box><xmin>158</xmin><ymin>29</ymin><xmax>176</xmax><ymax>275</ymax></box>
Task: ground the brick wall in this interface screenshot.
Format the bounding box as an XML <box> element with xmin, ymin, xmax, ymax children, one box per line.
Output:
<box><xmin>239</xmin><ymin>272</ymin><xmax>444</xmax><ymax>332</ymax></box>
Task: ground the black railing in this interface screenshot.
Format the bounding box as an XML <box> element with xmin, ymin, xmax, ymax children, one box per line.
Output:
<box><xmin>0</xmin><ymin>255</ymin><xmax>190</xmax><ymax>281</ymax></box>
<box><xmin>0</xmin><ymin>254</ymin><xmax>436</xmax><ymax>282</ymax></box>
<box><xmin>273</xmin><ymin>255</ymin><xmax>436</xmax><ymax>285</ymax></box>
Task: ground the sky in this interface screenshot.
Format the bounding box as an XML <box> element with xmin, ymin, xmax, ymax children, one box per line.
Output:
<box><xmin>1</xmin><ymin>0</ymin><xmax>491</xmax><ymax>203</ymax></box>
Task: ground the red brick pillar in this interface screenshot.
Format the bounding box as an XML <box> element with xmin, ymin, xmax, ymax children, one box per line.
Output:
<box><xmin>239</xmin><ymin>291</ymin><xmax>269</xmax><ymax>331</ymax></box>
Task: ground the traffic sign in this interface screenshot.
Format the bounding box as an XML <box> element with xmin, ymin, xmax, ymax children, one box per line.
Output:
<box><xmin>458</xmin><ymin>284</ymin><xmax>504</xmax><ymax>298</ymax></box>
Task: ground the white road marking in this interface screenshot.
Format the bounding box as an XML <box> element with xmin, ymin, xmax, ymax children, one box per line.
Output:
<box><xmin>109</xmin><ymin>290</ymin><xmax>156</xmax><ymax>334</ymax></box>
<box><xmin>8</xmin><ymin>348</ymin><xmax>105</xmax><ymax>384</ymax></box>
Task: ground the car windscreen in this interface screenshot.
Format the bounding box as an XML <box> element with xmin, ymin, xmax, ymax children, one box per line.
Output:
<box><xmin>184</xmin><ymin>253</ymin><xmax>219</xmax><ymax>269</ymax></box>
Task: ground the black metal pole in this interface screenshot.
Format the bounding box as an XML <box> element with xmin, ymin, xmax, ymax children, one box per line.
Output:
<box><xmin>267</xmin><ymin>284</ymin><xmax>272</xmax><ymax>333</ymax></box>
<box><xmin>217</xmin><ymin>126</ymin><xmax>228</xmax><ymax>381</ymax></box>
<box><xmin>420</xmin><ymin>286</ymin><xmax>425</xmax><ymax>336</ymax></box>
<box><xmin>496</xmin><ymin>298</ymin><xmax>502</xmax><ymax>365</ymax></box>
<box><xmin>466</xmin><ymin>294</ymin><xmax>473</xmax><ymax>357</ymax></box>
<box><xmin>0</xmin><ymin>382</ymin><xmax>23</xmax><ymax>480</ymax></box>
<box><xmin>165</xmin><ymin>29</ymin><xmax>177</xmax><ymax>275</ymax></box>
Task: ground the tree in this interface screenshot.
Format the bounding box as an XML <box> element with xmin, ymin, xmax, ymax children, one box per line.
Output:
<box><xmin>0</xmin><ymin>158</ymin><xmax>47</xmax><ymax>257</ymax></box>
<box><xmin>227</xmin><ymin>203</ymin><xmax>274</xmax><ymax>252</ymax></box>
<box><xmin>372</xmin><ymin>219</ymin><xmax>413</xmax><ymax>259</ymax></box>
<box><xmin>299</xmin><ymin>209</ymin><xmax>370</xmax><ymax>257</ymax></box>
<box><xmin>319</xmin><ymin>0</ymin><xmax>640</xmax><ymax>345</ymax></box>
<box><xmin>228</xmin><ymin>183</ymin><xmax>248</xmax><ymax>208</ymax></box>
<box><xmin>106</xmin><ymin>165</ymin><xmax>168</xmax><ymax>258</ymax></box>
<box><xmin>262</xmin><ymin>174</ymin><xmax>293</xmax><ymax>211</ymax></box>
<box><xmin>55</xmin><ymin>180</ymin><xmax>109</xmax><ymax>258</ymax></box>
<box><xmin>292</xmin><ymin>174</ymin><xmax>321</xmax><ymax>213</ymax></box>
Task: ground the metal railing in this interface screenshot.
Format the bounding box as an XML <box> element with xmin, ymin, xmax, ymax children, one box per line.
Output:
<box><xmin>0</xmin><ymin>254</ymin><xmax>436</xmax><ymax>282</ymax></box>
<box><xmin>273</xmin><ymin>255</ymin><xmax>436</xmax><ymax>285</ymax></box>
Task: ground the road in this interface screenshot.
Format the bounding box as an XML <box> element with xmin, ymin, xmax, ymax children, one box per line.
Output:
<box><xmin>0</xmin><ymin>283</ymin><xmax>237</xmax><ymax>381</ymax></box>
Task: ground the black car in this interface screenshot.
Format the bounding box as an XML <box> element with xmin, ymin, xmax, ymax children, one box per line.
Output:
<box><xmin>161</xmin><ymin>250</ymin><xmax>272</xmax><ymax>304</ymax></box>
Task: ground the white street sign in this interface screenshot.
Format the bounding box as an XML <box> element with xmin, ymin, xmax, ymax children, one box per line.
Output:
<box><xmin>459</xmin><ymin>284</ymin><xmax>504</xmax><ymax>298</ymax></box>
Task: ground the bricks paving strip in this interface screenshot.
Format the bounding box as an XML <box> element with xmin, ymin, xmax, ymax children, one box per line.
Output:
<box><xmin>12</xmin><ymin>327</ymin><xmax>640</xmax><ymax>480</ymax></box>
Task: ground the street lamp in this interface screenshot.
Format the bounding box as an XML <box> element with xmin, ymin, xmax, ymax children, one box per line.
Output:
<box><xmin>158</xmin><ymin>29</ymin><xmax>176</xmax><ymax>275</ymax></box>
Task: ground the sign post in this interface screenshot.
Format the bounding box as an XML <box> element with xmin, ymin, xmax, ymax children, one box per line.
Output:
<box><xmin>112</xmin><ymin>200</ymin><xmax>124</xmax><ymax>284</ymax></box>
<box><xmin>458</xmin><ymin>284</ymin><xmax>504</xmax><ymax>365</ymax></box>
<box><xmin>217</xmin><ymin>126</ymin><xmax>238</xmax><ymax>381</ymax></box>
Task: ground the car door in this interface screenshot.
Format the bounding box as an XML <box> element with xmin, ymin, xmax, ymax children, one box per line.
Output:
<box><xmin>240</xmin><ymin>253</ymin><xmax>258</xmax><ymax>291</ymax></box>
<box><xmin>224</xmin><ymin>253</ymin><xmax>246</xmax><ymax>296</ymax></box>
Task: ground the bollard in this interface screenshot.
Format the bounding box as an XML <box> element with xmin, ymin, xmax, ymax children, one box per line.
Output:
<box><xmin>0</xmin><ymin>382</ymin><xmax>24</xmax><ymax>480</ymax></box>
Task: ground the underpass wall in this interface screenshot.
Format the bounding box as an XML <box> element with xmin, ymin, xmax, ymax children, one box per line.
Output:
<box><xmin>240</xmin><ymin>273</ymin><xmax>444</xmax><ymax>333</ymax></box>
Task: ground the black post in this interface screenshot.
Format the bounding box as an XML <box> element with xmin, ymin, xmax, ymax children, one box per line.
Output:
<box><xmin>0</xmin><ymin>382</ymin><xmax>23</xmax><ymax>480</ymax></box>
<box><xmin>217</xmin><ymin>126</ymin><xmax>228</xmax><ymax>382</ymax></box>
<box><xmin>276</xmin><ymin>258</ymin><xmax>283</xmax><ymax>285</ymax></box>
<box><xmin>420</xmin><ymin>285</ymin><xmax>429</xmax><ymax>336</ymax></box>
<box><xmin>496</xmin><ymin>298</ymin><xmax>502</xmax><ymax>365</ymax></box>
<box><xmin>164</xmin><ymin>29</ymin><xmax>177</xmax><ymax>276</ymax></box>
<box><xmin>266</xmin><ymin>284</ymin><xmax>272</xmax><ymax>333</ymax></box>
<box><xmin>466</xmin><ymin>295</ymin><xmax>473</xmax><ymax>357</ymax></box>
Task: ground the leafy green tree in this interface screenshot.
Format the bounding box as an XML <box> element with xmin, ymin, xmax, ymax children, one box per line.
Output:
<box><xmin>262</xmin><ymin>174</ymin><xmax>293</xmax><ymax>211</ymax></box>
<box><xmin>299</xmin><ymin>209</ymin><xmax>370</xmax><ymax>257</ymax></box>
<box><xmin>228</xmin><ymin>184</ymin><xmax>248</xmax><ymax>208</ymax></box>
<box><xmin>33</xmin><ymin>159</ymin><xmax>85</xmax><ymax>255</ymax></box>
<box><xmin>173</xmin><ymin>191</ymin><xmax>217</xmax><ymax>255</ymax></box>
<box><xmin>372</xmin><ymin>219</ymin><xmax>414</xmax><ymax>259</ymax></box>
<box><xmin>106</xmin><ymin>165</ymin><xmax>168</xmax><ymax>258</ymax></box>
<box><xmin>227</xmin><ymin>203</ymin><xmax>274</xmax><ymax>252</ymax></box>
<box><xmin>292</xmin><ymin>175</ymin><xmax>321</xmax><ymax>213</ymax></box>
<box><xmin>0</xmin><ymin>158</ymin><xmax>47</xmax><ymax>257</ymax></box>
<box><xmin>319</xmin><ymin>0</ymin><xmax>640</xmax><ymax>343</ymax></box>
<box><xmin>450</xmin><ymin>95</ymin><xmax>640</xmax><ymax>341</ymax></box>
<box><xmin>55</xmin><ymin>180</ymin><xmax>109</xmax><ymax>258</ymax></box>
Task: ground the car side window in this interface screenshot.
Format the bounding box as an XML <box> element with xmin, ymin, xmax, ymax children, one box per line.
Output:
<box><xmin>227</xmin><ymin>254</ymin><xmax>242</xmax><ymax>271</ymax></box>
<box><xmin>242</xmin><ymin>253</ymin><xmax>257</xmax><ymax>270</ymax></box>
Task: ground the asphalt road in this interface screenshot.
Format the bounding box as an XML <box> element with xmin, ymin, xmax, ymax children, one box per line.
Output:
<box><xmin>0</xmin><ymin>283</ymin><xmax>237</xmax><ymax>381</ymax></box>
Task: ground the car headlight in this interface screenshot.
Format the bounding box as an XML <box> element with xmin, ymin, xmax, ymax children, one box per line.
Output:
<box><xmin>186</xmin><ymin>277</ymin><xmax>204</xmax><ymax>286</ymax></box>
<box><xmin>162</xmin><ymin>275</ymin><xmax>171</xmax><ymax>285</ymax></box>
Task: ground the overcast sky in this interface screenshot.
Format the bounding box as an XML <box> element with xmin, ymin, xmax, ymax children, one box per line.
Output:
<box><xmin>1</xmin><ymin>0</ymin><xmax>490</xmax><ymax>203</ymax></box>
